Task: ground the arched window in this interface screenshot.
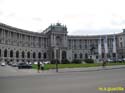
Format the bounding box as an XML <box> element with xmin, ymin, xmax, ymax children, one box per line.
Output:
<box><xmin>85</xmin><ymin>53</ymin><xmax>88</xmax><ymax>59</ymax></box>
<box><xmin>33</xmin><ymin>52</ymin><xmax>36</xmax><ymax>58</ymax></box>
<box><xmin>43</xmin><ymin>52</ymin><xmax>47</xmax><ymax>59</ymax></box>
<box><xmin>16</xmin><ymin>51</ymin><xmax>19</xmax><ymax>58</ymax></box>
<box><xmin>56</xmin><ymin>36</ymin><xmax>62</xmax><ymax>46</ymax></box>
<box><xmin>62</xmin><ymin>51</ymin><xmax>66</xmax><ymax>59</ymax></box>
<box><xmin>4</xmin><ymin>49</ymin><xmax>7</xmax><ymax>57</ymax></box>
<box><xmin>27</xmin><ymin>52</ymin><xmax>30</xmax><ymax>58</ymax></box>
<box><xmin>102</xmin><ymin>53</ymin><xmax>105</xmax><ymax>58</ymax></box>
<box><xmin>22</xmin><ymin>51</ymin><xmax>25</xmax><ymax>58</ymax></box>
<box><xmin>10</xmin><ymin>50</ymin><xmax>13</xmax><ymax>58</ymax></box>
<box><xmin>0</xmin><ymin>49</ymin><xmax>1</xmax><ymax>57</ymax></box>
<box><xmin>112</xmin><ymin>53</ymin><xmax>116</xmax><ymax>57</ymax></box>
<box><xmin>80</xmin><ymin>53</ymin><xmax>83</xmax><ymax>59</ymax></box>
<box><xmin>38</xmin><ymin>52</ymin><xmax>41</xmax><ymax>59</ymax></box>
<box><xmin>74</xmin><ymin>54</ymin><xmax>77</xmax><ymax>59</ymax></box>
<box><xmin>52</xmin><ymin>51</ymin><xmax>54</xmax><ymax>59</ymax></box>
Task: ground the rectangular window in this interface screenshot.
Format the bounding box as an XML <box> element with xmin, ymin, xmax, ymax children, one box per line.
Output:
<box><xmin>120</xmin><ymin>42</ymin><xmax>123</xmax><ymax>48</ymax></box>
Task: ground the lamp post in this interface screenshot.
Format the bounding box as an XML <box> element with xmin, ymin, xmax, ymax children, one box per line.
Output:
<box><xmin>56</xmin><ymin>58</ymin><xmax>58</xmax><ymax>72</ymax></box>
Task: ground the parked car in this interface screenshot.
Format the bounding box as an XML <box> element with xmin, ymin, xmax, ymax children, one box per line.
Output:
<box><xmin>1</xmin><ymin>62</ymin><xmax>6</xmax><ymax>66</ymax></box>
<box><xmin>123</xmin><ymin>58</ymin><xmax>125</xmax><ymax>61</ymax></box>
<box><xmin>107</xmin><ymin>59</ymin><xmax>113</xmax><ymax>62</ymax></box>
<box><xmin>11</xmin><ymin>63</ymin><xmax>18</xmax><ymax>67</ymax></box>
<box><xmin>43</xmin><ymin>61</ymin><xmax>50</xmax><ymax>64</ymax></box>
<box><xmin>18</xmin><ymin>63</ymin><xmax>32</xmax><ymax>69</ymax></box>
<box><xmin>28</xmin><ymin>62</ymin><xmax>32</xmax><ymax>65</ymax></box>
<box><xmin>7</xmin><ymin>62</ymin><xmax>12</xmax><ymax>66</ymax></box>
<box><xmin>34</xmin><ymin>61</ymin><xmax>38</xmax><ymax>65</ymax></box>
<box><xmin>33</xmin><ymin>61</ymin><xmax>43</xmax><ymax>65</ymax></box>
<box><xmin>117</xmin><ymin>59</ymin><xmax>123</xmax><ymax>62</ymax></box>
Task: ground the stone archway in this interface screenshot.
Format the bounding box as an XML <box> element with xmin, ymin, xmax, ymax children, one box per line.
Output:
<box><xmin>27</xmin><ymin>51</ymin><xmax>30</xmax><ymax>58</ymax></box>
<box><xmin>85</xmin><ymin>53</ymin><xmax>88</xmax><ymax>59</ymax></box>
<box><xmin>38</xmin><ymin>52</ymin><xmax>41</xmax><ymax>59</ymax></box>
<box><xmin>16</xmin><ymin>51</ymin><xmax>19</xmax><ymax>58</ymax></box>
<box><xmin>33</xmin><ymin>52</ymin><xmax>36</xmax><ymax>59</ymax></box>
<box><xmin>56</xmin><ymin>36</ymin><xmax>62</xmax><ymax>47</ymax></box>
<box><xmin>43</xmin><ymin>52</ymin><xmax>47</xmax><ymax>59</ymax></box>
<box><xmin>10</xmin><ymin>50</ymin><xmax>13</xmax><ymax>58</ymax></box>
<box><xmin>0</xmin><ymin>49</ymin><xmax>1</xmax><ymax>57</ymax></box>
<box><xmin>4</xmin><ymin>49</ymin><xmax>7</xmax><ymax>57</ymax></box>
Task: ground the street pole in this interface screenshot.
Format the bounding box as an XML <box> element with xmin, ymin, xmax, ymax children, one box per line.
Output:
<box><xmin>56</xmin><ymin>59</ymin><xmax>58</xmax><ymax>72</ymax></box>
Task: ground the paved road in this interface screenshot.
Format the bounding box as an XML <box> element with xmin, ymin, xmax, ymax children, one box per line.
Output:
<box><xmin>0</xmin><ymin>66</ymin><xmax>125</xmax><ymax>93</ymax></box>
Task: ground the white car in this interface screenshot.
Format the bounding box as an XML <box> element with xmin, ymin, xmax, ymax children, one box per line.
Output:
<box><xmin>123</xmin><ymin>58</ymin><xmax>125</xmax><ymax>61</ymax></box>
<box><xmin>1</xmin><ymin>62</ymin><xmax>6</xmax><ymax>66</ymax></box>
<box><xmin>43</xmin><ymin>61</ymin><xmax>50</xmax><ymax>64</ymax></box>
<box><xmin>34</xmin><ymin>61</ymin><xmax>38</xmax><ymax>65</ymax></box>
<box><xmin>33</xmin><ymin>61</ymin><xmax>42</xmax><ymax>65</ymax></box>
<box><xmin>107</xmin><ymin>59</ymin><xmax>113</xmax><ymax>62</ymax></box>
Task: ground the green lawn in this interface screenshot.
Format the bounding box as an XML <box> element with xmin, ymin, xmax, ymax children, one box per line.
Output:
<box><xmin>32</xmin><ymin>62</ymin><xmax>125</xmax><ymax>70</ymax></box>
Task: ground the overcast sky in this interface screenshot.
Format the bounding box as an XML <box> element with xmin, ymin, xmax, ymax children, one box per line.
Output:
<box><xmin>0</xmin><ymin>0</ymin><xmax>125</xmax><ymax>35</ymax></box>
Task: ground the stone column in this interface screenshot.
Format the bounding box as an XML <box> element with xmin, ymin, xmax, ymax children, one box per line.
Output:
<box><xmin>51</xmin><ymin>34</ymin><xmax>53</xmax><ymax>46</ymax></box>
<box><xmin>13</xmin><ymin>51</ymin><xmax>16</xmax><ymax>63</ymax></box>
<box><xmin>54</xmin><ymin>48</ymin><xmax>56</xmax><ymax>59</ymax></box>
<box><xmin>98</xmin><ymin>36</ymin><xmax>102</xmax><ymax>61</ymax></box>
<box><xmin>54</xmin><ymin>35</ymin><xmax>56</xmax><ymax>46</ymax></box>
<box><xmin>1</xmin><ymin>49</ymin><xmax>4</xmax><ymax>62</ymax></box>
<box><xmin>1</xmin><ymin>29</ymin><xmax>3</xmax><ymax>43</ymax></box>
<box><xmin>72</xmin><ymin>40</ymin><xmax>74</xmax><ymax>49</ymax></box>
<box><xmin>3</xmin><ymin>29</ymin><xmax>5</xmax><ymax>44</ymax></box>
<box><xmin>20</xmin><ymin>34</ymin><xmax>22</xmax><ymax>46</ymax></box>
<box><xmin>59</xmin><ymin>49</ymin><xmax>62</xmax><ymax>63</ymax></box>
<box><xmin>19</xmin><ymin>51</ymin><xmax>22</xmax><ymax>62</ymax></box>
<box><xmin>104</xmin><ymin>36</ymin><xmax>108</xmax><ymax>61</ymax></box>
<box><xmin>18</xmin><ymin>34</ymin><xmax>20</xmax><ymax>46</ymax></box>
<box><xmin>7</xmin><ymin>49</ymin><xmax>10</xmax><ymax>60</ymax></box>
<box><xmin>8</xmin><ymin>32</ymin><xmax>10</xmax><ymax>44</ymax></box>
<box><xmin>24</xmin><ymin>51</ymin><xmax>26</xmax><ymax>62</ymax></box>
<box><xmin>113</xmin><ymin>35</ymin><xmax>117</xmax><ymax>61</ymax></box>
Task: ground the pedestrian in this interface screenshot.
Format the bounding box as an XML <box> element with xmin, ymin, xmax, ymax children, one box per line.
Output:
<box><xmin>41</xmin><ymin>62</ymin><xmax>45</xmax><ymax>71</ymax></box>
<box><xmin>102</xmin><ymin>61</ymin><xmax>106</xmax><ymax>68</ymax></box>
<box><xmin>37</xmin><ymin>61</ymin><xmax>40</xmax><ymax>73</ymax></box>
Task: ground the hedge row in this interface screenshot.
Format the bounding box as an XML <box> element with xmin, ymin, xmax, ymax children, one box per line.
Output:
<box><xmin>51</xmin><ymin>59</ymin><xmax>94</xmax><ymax>64</ymax></box>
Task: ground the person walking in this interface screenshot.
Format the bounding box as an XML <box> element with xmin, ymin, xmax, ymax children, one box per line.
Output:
<box><xmin>102</xmin><ymin>61</ymin><xmax>106</xmax><ymax>68</ymax></box>
<box><xmin>37</xmin><ymin>61</ymin><xmax>41</xmax><ymax>73</ymax></box>
<box><xmin>41</xmin><ymin>62</ymin><xmax>45</xmax><ymax>71</ymax></box>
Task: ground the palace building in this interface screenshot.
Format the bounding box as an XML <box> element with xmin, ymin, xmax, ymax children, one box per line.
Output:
<box><xmin>0</xmin><ymin>22</ymin><xmax>125</xmax><ymax>63</ymax></box>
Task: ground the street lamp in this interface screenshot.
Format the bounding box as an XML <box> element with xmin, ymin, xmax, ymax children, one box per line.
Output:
<box><xmin>56</xmin><ymin>58</ymin><xmax>58</xmax><ymax>72</ymax></box>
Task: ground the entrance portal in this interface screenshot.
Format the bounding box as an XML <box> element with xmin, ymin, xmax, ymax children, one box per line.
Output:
<box><xmin>62</xmin><ymin>51</ymin><xmax>67</xmax><ymax>59</ymax></box>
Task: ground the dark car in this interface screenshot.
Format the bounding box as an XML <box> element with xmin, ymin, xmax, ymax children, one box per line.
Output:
<box><xmin>18</xmin><ymin>63</ymin><xmax>32</xmax><ymax>69</ymax></box>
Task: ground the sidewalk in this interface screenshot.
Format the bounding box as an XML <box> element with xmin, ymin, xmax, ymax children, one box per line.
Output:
<box><xmin>57</xmin><ymin>65</ymin><xmax>125</xmax><ymax>73</ymax></box>
<box><xmin>0</xmin><ymin>65</ymin><xmax>55</xmax><ymax>77</ymax></box>
<box><xmin>0</xmin><ymin>65</ymin><xmax>125</xmax><ymax>77</ymax></box>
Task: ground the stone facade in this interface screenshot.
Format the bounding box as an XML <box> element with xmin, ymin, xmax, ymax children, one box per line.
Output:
<box><xmin>0</xmin><ymin>22</ymin><xmax>125</xmax><ymax>63</ymax></box>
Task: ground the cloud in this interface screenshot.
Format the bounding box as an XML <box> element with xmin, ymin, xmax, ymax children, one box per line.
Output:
<box><xmin>68</xmin><ymin>28</ymin><xmax>122</xmax><ymax>35</ymax></box>
<box><xmin>32</xmin><ymin>17</ymin><xmax>42</xmax><ymax>22</ymax></box>
<box><xmin>0</xmin><ymin>11</ymin><xmax>3</xmax><ymax>15</ymax></box>
<box><xmin>111</xmin><ymin>20</ymin><xmax>125</xmax><ymax>26</ymax></box>
<box><xmin>0</xmin><ymin>0</ymin><xmax>125</xmax><ymax>35</ymax></box>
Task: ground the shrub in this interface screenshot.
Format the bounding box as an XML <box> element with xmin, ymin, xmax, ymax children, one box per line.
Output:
<box><xmin>84</xmin><ymin>59</ymin><xmax>94</xmax><ymax>63</ymax></box>
<box><xmin>72</xmin><ymin>59</ymin><xmax>82</xmax><ymax>64</ymax></box>
<box><xmin>61</xmin><ymin>59</ymin><xmax>70</xmax><ymax>64</ymax></box>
